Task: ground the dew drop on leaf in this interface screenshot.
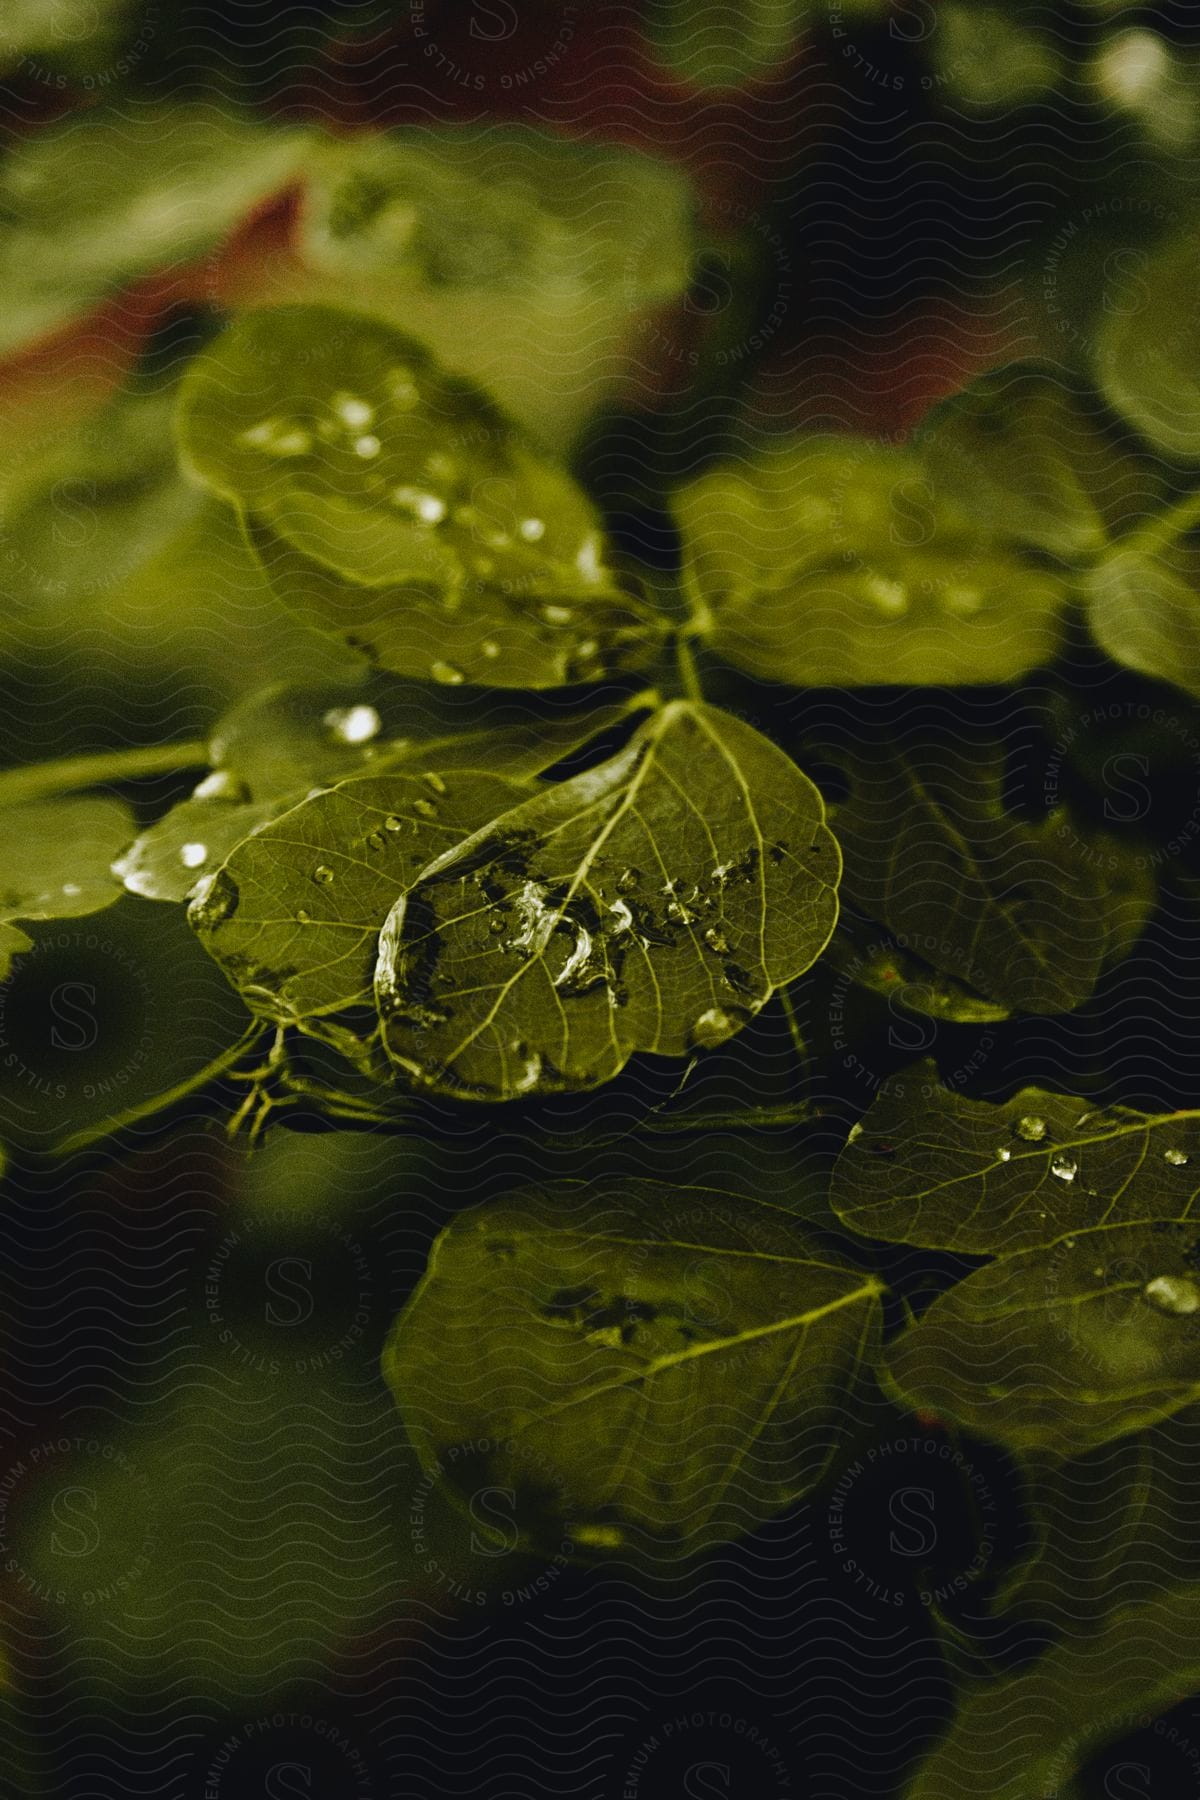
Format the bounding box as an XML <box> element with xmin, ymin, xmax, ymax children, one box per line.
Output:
<box><xmin>414</xmin><ymin>798</ymin><xmax>438</xmax><ymax>819</ymax></box>
<box><xmin>996</xmin><ymin>1147</ymin><xmax>1012</xmax><ymax>1162</ymax></box>
<box><xmin>312</xmin><ymin>864</ymin><xmax>335</xmax><ymax>885</ymax></box>
<box><xmin>1015</xmin><ymin>1115</ymin><xmax>1048</xmax><ymax>1141</ymax></box>
<box><xmin>193</xmin><ymin>769</ymin><xmax>250</xmax><ymax>802</ymax></box>
<box><xmin>1143</xmin><ymin>1275</ymin><xmax>1200</xmax><ymax>1316</ymax></box>
<box><xmin>691</xmin><ymin>1007</ymin><xmax>736</xmax><ymax>1049</ymax></box>
<box><xmin>385</xmin><ymin>815</ymin><xmax>404</xmax><ymax>833</ymax></box>
<box><xmin>296</xmin><ymin>909</ymin><xmax>311</xmax><ymax>925</ymax></box>
<box><xmin>1051</xmin><ymin>1154</ymin><xmax>1078</xmax><ymax>1184</ymax></box>
<box><xmin>180</xmin><ymin>842</ymin><xmax>208</xmax><ymax>869</ymax></box>
<box><xmin>422</xmin><ymin>773</ymin><xmax>448</xmax><ymax>795</ymax></box>
<box><xmin>1165</xmin><ymin>1148</ymin><xmax>1190</xmax><ymax>1166</ymax></box>
<box><xmin>520</xmin><ymin>518</ymin><xmax>546</xmax><ymax>542</ymax></box>
<box><xmin>324</xmin><ymin>703</ymin><xmax>381</xmax><ymax>745</ymax></box>
<box><xmin>430</xmin><ymin>662</ymin><xmax>466</xmax><ymax>685</ymax></box>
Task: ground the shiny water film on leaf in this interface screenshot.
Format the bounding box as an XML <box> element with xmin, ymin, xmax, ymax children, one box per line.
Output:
<box><xmin>674</xmin><ymin>437</ymin><xmax>1071</xmax><ymax>687</ymax></box>
<box><xmin>375</xmin><ymin>700</ymin><xmax>841</xmax><ymax>1099</ymax></box>
<box><xmin>176</xmin><ymin>305</ymin><xmax>665</xmax><ymax>689</ymax></box>
<box><xmin>831</xmin><ymin>1065</ymin><xmax>1200</xmax><ymax>1255</ymax></box>
<box><xmin>383</xmin><ymin>1180</ymin><xmax>884</xmax><ymax>1554</ymax></box>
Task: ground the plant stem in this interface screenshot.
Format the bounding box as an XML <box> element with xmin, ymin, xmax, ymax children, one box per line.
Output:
<box><xmin>1119</xmin><ymin>484</ymin><xmax>1200</xmax><ymax>562</ymax></box>
<box><xmin>674</xmin><ymin>630</ymin><xmax>705</xmax><ymax>703</ymax></box>
<box><xmin>0</xmin><ymin>739</ymin><xmax>208</xmax><ymax>806</ymax></box>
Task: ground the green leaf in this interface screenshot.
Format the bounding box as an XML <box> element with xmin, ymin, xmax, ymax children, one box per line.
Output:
<box><xmin>916</xmin><ymin>363</ymin><xmax>1114</xmax><ymax>560</ymax></box>
<box><xmin>679</xmin><ymin>438</ymin><xmax>1070</xmax><ymax>687</ymax></box>
<box><xmin>831</xmin><ymin>1065</ymin><xmax>1200</xmax><ymax>1254</ymax></box>
<box><xmin>1095</xmin><ymin>230</ymin><xmax>1200</xmax><ymax>459</ymax></box>
<box><xmin>190</xmin><ymin>767</ymin><xmax>532</xmax><ymax>1031</ymax></box>
<box><xmin>926</xmin><ymin>4</ymin><xmax>1062</xmax><ymax>109</ymax></box>
<box><xmin>826</xmin><ymin>919</ymin><xmax>1011</xmax><ymax>1026</ymax></box>
<box><xmin>292</xmin><ymin>127</ymin><xmax>697</xmax><ymax>451</ymax></box>
<box><xmin>177</xmin><ymin>305</ymin><xmax>665</xmax><ymax>689</ymax></box>
<box><xmin>1087</xmin><ymin>540</ymin><xmax>1200</xmax><ymax>699</ymax></box>
<box><xmin>884</xmin><ymin>1218</ymin><xmax>1200</xmax><ymax>1454</ymax></box>
<box><xmin>376</xmin><ymin>700</ymin><xmax>841</xmax><ymax>1099</ymax></box>
<box><xmin>905</xmin><ymin>1587</ymin><xmax>1200</xmax><ymax>1799</ymax></box>
<box><xmin>824</xmin><ymin>732</ymin><xmax>1154</xmax><ymax>1018</ymax></box>
<box><xmin>0</xmin><ymin>795</ymin><xmax>132</xmax><ymax>975</ymax></box>
<box><xmin>0</xmin><ymin>105</ymin><xmax>310</xmax><ymax>359</ymax></box>
<box><xmin>383</xmin><ymin>1180</ymin><xmax>884</xmax><ymax>1553</ymax></box>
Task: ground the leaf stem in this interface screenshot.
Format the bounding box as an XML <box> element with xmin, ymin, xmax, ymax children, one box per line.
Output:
<box><xmin>53</xmin><ymin>1024</ymin><xmax>268</xmax><ymax>1155</ymax></box>
<box><xmin>0</xmin><ymin>739</ymin><xmax>208</xmax><ymax>806</ymax></box>
<box><xmin>674</xmin><ymin>630</ymin><xmax>706</xmax><ymax>703</ymax></box>
<box><xmin>1119</xmin><ymin>484</ymin><xmax>1200</xmax><ymax>563</ymax></box>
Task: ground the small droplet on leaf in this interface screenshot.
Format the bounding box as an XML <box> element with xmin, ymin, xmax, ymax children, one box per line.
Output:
<box><xmin>180</xmin><ymin>842</ymin><xmax>208</xmax><ymax>869</ymax></box>
<box><xmin>1165</xmin><ymin>1148</ymin><xmax>1190</xmax><ymax>1167</ymax></box>
<box><xmin>312</xmin><ymin>864</ymin><xmax>335</xmax><ymax>885</ymax></box>
<box><xmin>324</xmin><ymin>703</ymin><xmax>381</xmax><ymax>745</ymax></box>
<box><xmin>1051</xmin><ymin>1154</ymin><xmax>1078</xmax><ymax>1184</ymax></box>
<box><xmin>1015</xmin><ymin>1115</ymin><xmax>1048</xmax><ymax>1142</ymax></box>
<box><xmin>430</xmin><ymin>661</ymin><xmax>465</xmax><ymax>685</ymax></box>
<box><xmin>1144</xmin><ymin>1275</ymin><xmax>1200</xmax><ymax>1316</ymax></box>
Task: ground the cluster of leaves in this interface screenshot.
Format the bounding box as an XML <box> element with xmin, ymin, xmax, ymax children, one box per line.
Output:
<box><xmin>11</xmin><ymin>103</ymin><xmax>1200</xmax><ymax>1797</ymax></box>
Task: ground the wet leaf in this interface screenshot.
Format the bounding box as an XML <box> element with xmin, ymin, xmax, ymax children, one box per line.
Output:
<box><xmin>1087</xmin><ymin>540</ymin><xmax>1200</xmax><ymax>699</ymax></box>
<box><xmin>376</xmin><ymin>700</ymin><xmax>841</xmax><ymax>1099</ymax></box>
<box><xmin>916</xmin><ymin>363</ymin><xmax>1115</xmax><ymax>559</ymax></box>
<box><xmin>678</xmin><ymin>438</ymin><xmax>1070</xmax><ymax>687</ymax></box>
<box><xmin>905</xmin><ymin>1586</ymin><xmax>1200</xmax><ymax>1799</ymax></box>
<box><xmin>1094</xmin><ymin>230</ymin><xmax>1200</xmax><ymax>459</ymax></box>
<box><xmin>177</xmin><ymin>305</ymin><xmax>666</xmax><ymax>689</ymax></box>
<box><xmin>831</xmin><ymin>1065</ymin><xmax>1200</xmax><ymax>1254</ymax></box>
<box><xmin>1</xmin><ymin>0</ymin><xmax>139</xmax><ymax>75</ymax></box>
<box><xmin>824</xmin><ymin>731</ymin><xmax>1154</xmax><ymax>1018</ymax></box>
<box><xmin>384</xmin><ymin>1180</ymin><xmax>884</xmax><ymax>1553</ymax></box>
<box><xmin>189</xmin><ymin>767</ymin><xmax>532</xmax><ymax>1029</ymax></box>
<box><xmin>885</xmin><ymin>1217</ymin><xmax>1200</xmax><ymax>1455</ymax></box>
<box><xmin>0</xmin><ymin>795</ymin><xmax>132</xmax><ymax>975</ymax></box>
<box><xmin>0</xmin><ymin>105</ymin><xmax>310</xmax><ymax>358</ymax></box>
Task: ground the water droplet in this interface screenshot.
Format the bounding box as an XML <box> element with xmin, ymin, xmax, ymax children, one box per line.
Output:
<box><xmin>193</xmin><ymin>769</ymin><xmax>249</xmax><ymax>802</ymax></box>
<box><xmin>312</xmin><ymin>865</ymin><xmax>335</xmax><ymax>886</ymax></box>
<box><xmin>489</xmin><ymin>914</ymin><xmax>506</xmax><ymax>934</ymax></box>
<box><xmin>391</xmin><ymin>485</ymin><xmax>447</xmax><ymax>524</ymax></box>
<box><xmin>365</xmin><ymin>829</ymin><xmax>387</xmax><ymax>851</ymax></box>
<box><xmin>617</xmin><ymin>868</ymin><xmax>638</xmax><ymax>894</ymax></box>
<box><xmin>385</xmin><ymin>815</ymin><xmax>404</xmax><ymax>833</ymax></box>
<box><xmin>520</xmin><ymin>517</ymin><xmax>546</xmax><ymax>542</ymax></box>
<box><xmin>480</xmin><ymin>638</ymin><xmax>501</xmax><ymax>660</ymax></box>
<box><xmin>704</xmin><ymin>927</ymin><xmax>729</xmax><ymax>954</ymax></box>
<box><xmin>863</xmin><ymin>573</ymin><xmax>909</xmax><ymax>615</ymax></box>
<box><xmin>1015</xmin><ymin>1115</ymin><xmax>1048</xmax><ymax>1142</ymax></box>
<box><xmin>608</xmin><ymin>899</ymin><xmax>634</xmax><ymax>934</ymax></box>
<box><xmin>422</xmin><ymin>772</ymin><xmax>448</xmax><ymax>795</ymax></box>
<box><xmin>239</xmin><ymin>417</ymin><xmax>311</xmax><ymax>457</ymax></box>
<box><xmin>1144</xmin><ymin>1275</ymin><xmax>1200</xmax><ymax>1316</ymax></box>
<box><xmin>61</xmin><ymin>881</ymin><xmax>82</xmax><ymax>897</ymax></box>
<box><xmin>189</xmin><ymin>868</ymin><xmax>238</xmax><ymax>928</ymax></box>
<box><xmin>354</xmin><ymin>434</ymin><xmax>382</xmax><ymax>459</ymax></box>
<box><xmin>425</xmin><ymin>450</ymin><xmax>457</xmax><ymax>481</ymax></box>
<box><xmin>691</xmin><ymin>1007</ymin><xmax>736</xmax><ymax>1049</ymax></box>
<box><xmin>541</xmin><ymin>604</ymin><xmax>574</xmax><ymax>626</ymax></box>
<box><xmin>414</xmin><ymin>798</ymin><xmax>439</xmax><ymax>820</ymax></box>
<box><xmin>576</xmin><ymin>533</ymin><xmax>603</xmax><ymax>583</ymax></box>
<box><xmin>430</xmin><ymin>661</ymin><xmax>465</xmax><ymax>685</ymax></box>
<box><xmin>324</xmin><ymin>703</ymin><xmax>381</xmax><ymax>745</ymax></box>
<box><xmin>942</xmin><ymin>584</ymin><xmax>984</xmax><ymax>616</ymax></box>
<box><xmin>513</xmin><ymin>1046</ymin><xmax>544</xmax><ymax>1093</ymax></box>
<box><xmin>331</xmin><ymin>391</ymin><xmax>375</xmax><ymax>430</ymax></box>
<box><xmin>1165</xmin><ymin>1148</ymin><xmax>1190</xmax><ymax>1167</ymax></box>
<box><xmin>1051</xmin><ymin>1154</ymin><xmax>1078</xmax><ymax>1184</ymax></box>
<box><xmin>1062</xmin><ymin>1236</ymin><xmax>1077</xmax><ymax>1250</ymax></box>
<box><xmin>180</xmin><ymin>842</ymin><xmax>208</xmax><ymax>869</ymax></box>
<box><xmin>296</xmin><ymin>908</ymin><xmax>311</xmax><ymax>925</ymax></box>
<box><xmin>997</xmin><ymin>1147</ymin><xmax>1012</xmax><ymax>1162</ymax></box>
